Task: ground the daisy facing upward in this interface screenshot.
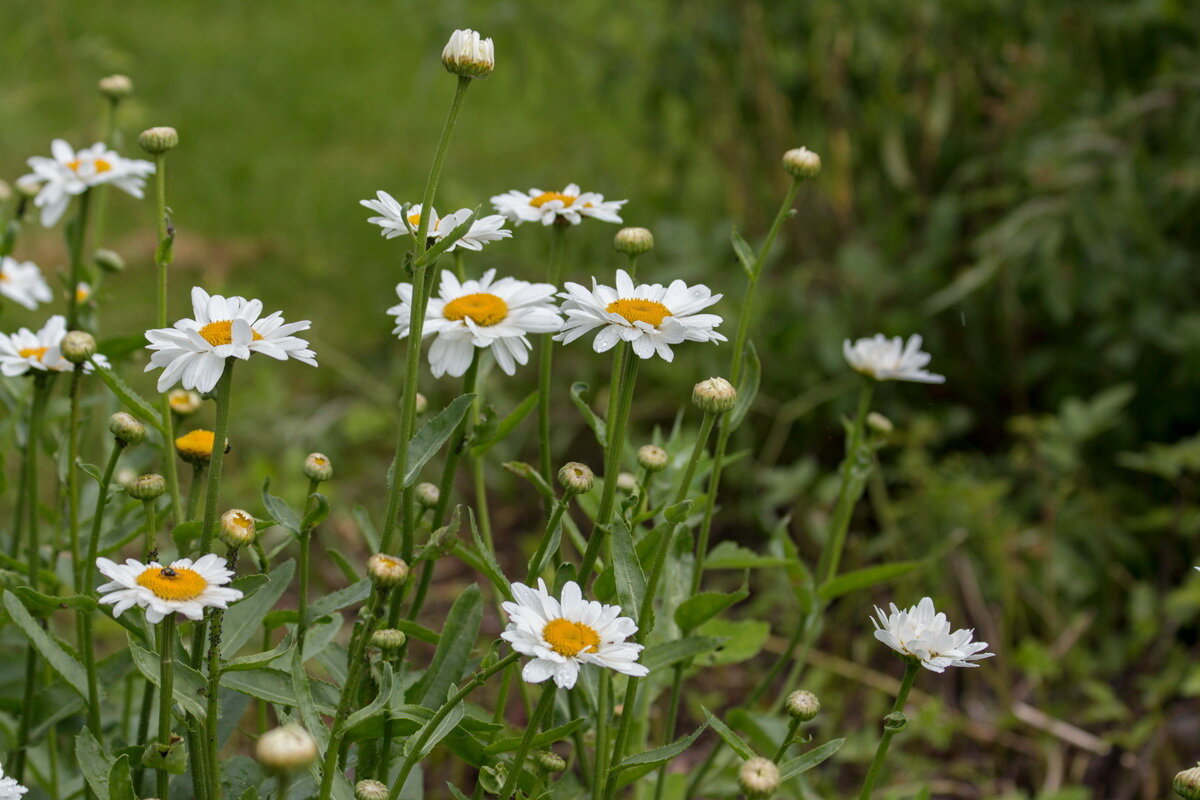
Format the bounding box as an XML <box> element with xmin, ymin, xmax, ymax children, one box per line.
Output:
<box><xmin>491</xmin><ymin>183</ymin><xmax>626</xmax><ymax>227</ymax></box>
<box><xmin>96</xmin><ymin>554</ymin><xmax>243</xmax><ymax>623</ymax></box>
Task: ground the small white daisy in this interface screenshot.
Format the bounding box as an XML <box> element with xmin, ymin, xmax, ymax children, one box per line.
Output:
<box><xmin>555</xmin><ymin>268</ymin><xmax>725</xmax><ymax>361</ymax></box>
<box><xmin>20</xmin><ymin>139</ymin><xmax>154</xmax><ymax>227</ymax></box>
<box><xmin>491</xmin><ymin>183</ymin><xmax>626</xmax><ymax>227</ymax></box>
<box><xmin>144</xmin><ymin>287</ymin><xmax>317</xmax><ymax>393</ymax></box>
<box><xmin>96</xmin><ymin>554</ymin><xmax>243</xmax><ymax>623</ymax></box>
<box><xmin>871</xmin><ymin>597</ymin><xmax>993</xmax><ymax>673</ymax></box>
<box><xmin>501</xmin><ymin>579</ymin><xmax>648</xmax><ymax>689</ymax></box>
<box><xmin>0</xmin><ymin>257</ymin><xmax>52</xmax><ymax>310</ymax></box>
<box><xmin>388</xmin><ymin>269</ymin><xmax>562</xmax><ymax>378</ymax></box>
<box><xmin>0</xmin><ymin>315</ymin><xmax>108</xmax><ymax>376</ymax></box>
<box><xmin>843</xmin><ymin>333</ymin><xmax>945</xmax><ymax>384</ymax></box>
<box><xmin>0</xmin><ymin>761</ymin><xmax>27</xmax><ymax>800</ymax></box>
<box><xmin>442</xmin><ymin>28</ymin><xmax>495</xmax><ymax>78</ymax></box>
<box><xmin>360</xmin><ymin>193</ymin><xmax>511</xmax><ymax>252</ymax></box>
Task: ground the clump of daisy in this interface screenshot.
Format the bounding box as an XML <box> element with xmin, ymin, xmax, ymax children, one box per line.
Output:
<box><xmin>491</xmin><ymin>183</ymin><xmax>626</xmax><ymax>227</ymax></box>
<box><xmin>144</xmin><ymin>287</ymin><xmax>317</xmax><ymax>393</ymax></box>
<box><xmin>871</xmin><ymin>597</ymin><xmax>993</xmax><ymax>673</ymax></box>
<box><xmin>0</xmin><ymin>315</ymin><xmax>108</xmax><ymax>376</ymax></box>
<box><xmin>0</xmin><ymin>257</ymin><xmax>52</xmax><ymax>310</ymax></box>
<box><xmin>96</xmin><ymin>554</ymin><xmax>243</xmax><ymax>623</ymax></box>
<box><xmin>844</xmin><ymin>333</ymin><xmax>944</xmax><ymax>384</ymax></box>
<box><xmin>501</xmin><ymin>579</ymin><xmax>648</xmax><ymax>689</ymax></box>
<box><xmin>360</xmin><ymin>194</ymin><xmax>511</xmax><ymax>251</ymax></box>
<box><xmin>556</xmin><ymin>269</ymin><xmax>725</xmax><ymax>361</ymax></box>
<box><xmin>20</xmin><ymin>139</ymin><xmax>154</xmax><ymax>227</ymax></box>
<box><xmin>388</xmin><ymin>269</ymin><xmax>562</xmax><ymax>377</ymax></box>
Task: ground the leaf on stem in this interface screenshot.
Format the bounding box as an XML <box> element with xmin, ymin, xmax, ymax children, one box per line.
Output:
<box><xmin>3</xmin><ymin>592</ymin><xmax>93</xmax><ymax>700</ymax></box>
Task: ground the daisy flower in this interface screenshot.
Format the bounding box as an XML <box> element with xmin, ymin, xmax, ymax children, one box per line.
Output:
<box><xmin>0</xmin><ymin>257</ymin><xmax>52</xmax><ymax>310</ymax></box>
<box><xmin>0</xmin><ymin>762</ymin><xmax>27</xmax><ymax>800</ymax></box>
<box><xmin>871</xmin><ymin>597</ymin><xmax>993</xmax><ymax>673</ymax></box>
<box><xmin>555</xmin><ymin>269</ymin><xmax>725</xmax><ymax>361</ymax></box>
<box><xmin>843</xmin><ymin>333</ymin><xmax>945</xmax><ymax>384</ymax></box>
<box><xmin>501</xmin><ymin>579</ymin><xmax>648</xmax><ymax>689</ymax></box>
<box><xmin>0</xmin><ymin>315</ymin><xmax>108</xmax><ymax>376</ymax></box>
<box><xmin>491</xmin><ymin>183</ymin><xmax>625</xmax><ymax>227</ymax></box>
<box><xmin>20</xmin><ymin>139</ymin><xmax>154</xmax><ymax>227</ymax></box>
<box><xmin>144</xmin><ymin>287</ymin><xmax>317</xmax><ymax>393</ymax></box>
<box><xmin>360</xmin><ymin>193</ymin><xmax>511</xmax><ymax>251</ymax></box>
<box><xmin>442</xmin><ymin>28</ymin><xmax>495</xmax><ymax>78</ymax></box>
<box><xmin>96</xmin><ymin>554</ymin><xmax>243</xmax><ymax>623</ymax></box>
<box><xmin>388</xmin><ymin>269</ymin><xmax>562</xmax><ymax>378</ymax></box>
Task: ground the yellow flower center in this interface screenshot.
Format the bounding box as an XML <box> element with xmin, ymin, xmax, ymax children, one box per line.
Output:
<box><xmin>198</xmin><ymin>320</ymin><xmax>263</xmax><ymax>346</ymax></box>
<box><xmin>227</xmin><ymin>511</ymin><xmax>254</xmax><ymax>530</ymax></box>
<box><xmin>76</xmin><ymin>285</ymin><xmax>90</xmax><ymax>303</ymax></box>
<box><xmin>407</xmin><ymin>213</ymin><xmax>422</xmax><ymax>227</ymax></box>
<box><xmin>605</xmin><ymin>298</ymin><xmax>670</xmax><ymax>328</ymax></box>
<box><xmin>136</xmin><ymin>565</ymin><xmax>208</xmax><ymax>601</ymax></box>
<box><xmin>443</xmin><ymin>293</ymin><xmax>508</xmax><ymax>327</ymax></box>
<box><xmin>18</xmin><ymin>347</ymin><xmax>48</xmax><ymax>361</ymax></box>
<box><xmin>175</xmin><ymin>429</ymin><xmax>216</xmax><ymax>460</ymax></box>
<box><xmin>67</xmin><ymin>158</ymin><xmax>112</xmax><ymax>173</ymax></box>
<box><xmin>543</xmin><ymin>618</ymin><xmax>601</xmax><ymax>657</ymax></box>
<box><xmin>529</xmin><ymin>191</ymin><xmax>578</xmax><ymax>209</ymax></box>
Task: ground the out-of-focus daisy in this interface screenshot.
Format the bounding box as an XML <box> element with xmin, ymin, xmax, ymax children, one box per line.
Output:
<box><xmin>0</xmin><ymin>761</ymin><xmax>27</xmax><ymax>800</ymax></box>
<box><xmin>500</xmin><ymin>578</ymin><xmax>648</xmax><ymax>689</ymax></box>
<box><xmin>0</xmin><ymin>315</ymin><xmax>107</xmax><ymax>376</ymax></box>
<box><xmin>0</xmin><ymin>257</ymin><xmax>52</xmax><ymax>310</ymax></box>
<box><xmin>96</xmin><ymin>554</ymin><xmax>242</xmax><ymax>623</ymax></box>
<box><xmin>871</xmin><ymin>597</ymin><xmax>993</xmax><ymax>673</ymax></box>
<box><xmin>20</xmin><ymin>139</ymin><xmax>154</xmax><ymax>227</ymax></box>
<box><xmin>75</xmin><ymin>282</ymin><xmax>93</xmax><ymax>305</ymax></box>
<box><xmin>843</xmin><ymin>334</ymin><xmax>944</xmax><ymax>384</ymax></box>
<box><xmin>388</xmin><ymin>269</ymin><xmax>561</xmax><ymax>378</ymax></box>
<box><xmin>144</xmin><ymin>287</ymin><xmax>317</xmax><ymax>393</ymax></box>
<box><xmin>555</xmin><ymin>269</ymin><xmax>724</xmax><ymax>361</ymax></box>
<box><xmin>491</xmin><ymin>183</ymin><xmax>625</xmax><ymax>227</ymax></box>
<box><xmin>360</xmin><ymin>194</ymin><xmax>510</xmax><ymax>252</ymax></box>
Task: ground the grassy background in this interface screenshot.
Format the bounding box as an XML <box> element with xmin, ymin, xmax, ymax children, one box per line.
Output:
<box><xmin>3</xmin><ymin>0</ymin><xmax>1200</xmax><ymax>797</ymax></box>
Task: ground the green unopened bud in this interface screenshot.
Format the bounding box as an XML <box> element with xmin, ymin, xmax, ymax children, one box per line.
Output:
<box><xmin>355</xmin><ymin>780</ymin><xmax>389</xmax><ymax>800</ymax></box>
<box><xmin>98</xmin><ymin>74</ymin><xmax>133</xmax><ymax>101</ymax></box>
<box><xmin>782</xmin><ymin>147</ymin><xmax>821</xmax><ymax>178</ymax></box>
<box><xmin>367</xmin><ymin>553</ymin><xmax>409</xmax><ymax>587</ymax></box>
<box><xmin>142</xmin><ymin>735</ymin><xmax>187</xmax><ymax>774</ymax></box>
<box><xmin>693</xmin><ymin>377</ymin><xmax>737</xmax><ymax>414</ymax></box>
<box><xmin>535</xmin><ymin>750</ymin><xmax>567</xmax><ymax>773</ymax></box>
<box><xmin>108</xmin><ymin>411</ymin><xmax>146</xmax><ymax>446</ymax></box>
<box><xmin>255</xmin><ymin>724</ymin><xmax>318</xmax><ymax>773</ymax></box>
<box><xmin>613</xmin><ymin>227</ymin><xmax>654</xmax><ymax>256</ymax></box>
<box><xmin>1175</xmin><ymin>765</ymin><xmax>1200</xmax><ymax>800</ymax></box>
<box><xmin>127</xmin><ymin>474</ymin><xmax>166</xmax><ymax>501</ymax></box>
<box><xmin>138</xmin><ymin>126</ymin><xmax>179</xmax><ymax>155</ymax></box>
<box><xmin>415</xmin><ymin>482</ymin><xmax>440</xmax><ymax>509</ymax></box>
<box><xmin>61</xmin><ymin>330</ymin><xmax>96</xmax><ymax>364</ymax></box>
<box><xmin>442</xmin><ymin>29</ymin><xmax>495</xmax><ymax>79</ymax></box>
<box><xmin>303</xmin><ymin>452</ymin><xmax>333</xmax><ymax>483</ymax></box>
<box><xmin>220</xmin><ymin>509</ymin><xmax>257</xmax><ymax>548</ymax></box>
<box><xmin>636</xmin><ymin>445</ymin><xmax>668</xmax><ymax>472</ymax></box>
<box><xmin>371</xmin><ymin>628</ymin><xmax>407</xmax><ymax>652</ymax></box>
<box><xmin>94</xmin><ymin>248</ymin><xmax>126</xmax><ymax>273</ymax></box>
<box><xmin>558</xmin><ymin>462</ymin><xmax>594</xmax><ymax>494</ymax></box>
<box><xmin>785</xmin><ymin>690</ymin><xmax>820</xmax><ymax>722</ymax></box>
<box><xmin>738</xmin><ymin>757</ymin><xmax>780</xmax><ymax>799</ymax></box>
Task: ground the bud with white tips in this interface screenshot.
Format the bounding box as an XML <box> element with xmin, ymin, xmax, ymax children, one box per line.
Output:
<box><xmin>637</xmin><ymin>445</ymin><xmax>668</xmax><ymax>473</ymax></box>
<box><xmin>98</xmin><ymin>74</ymin><xmax>133</xmax><ymax>101</ymax></box>
<box><xmin>367</xmin><ymin>553</ymin><xmax>409</xmax><ymax>587</ymax></box>
<box><xmin>614</xmin><ymin>227</ymin><xmax>654</xmax><ymax>256</ymax></box>
<box><xmin>866</xmin><ymin>412</ymin><xmax>894</xmax><ymax>436</ymax></box>
<box><xmin>94</xmin><ymin>248</ymin><xmax>126</xmax><ymax>273</ymax></box>
<box><xmin>371</xmin><ymin>628</ymin><xmax>407</xmax><ymax>652</ymax></box>
<box><xmin>168</xmin><ymin>389</ymin><xmax>203</xmax><ymax>416</ymax></box>
<box><xmin>616</xmin><ymin>472</ymin><xmax>638</xmax><ymax>493</ymax></box>
<box><xmin>355</xmin><ymin>780</ymin><xmax>389</xmax><ymax>800</ymax></box>
<box><xmin>442</xmin><ymin>29</ymin><xmax>495</xmax><ymax>78</ymax></box>
<box><xmin>109</xmin><ymin>412</ymin><xmax>146</xmax><ymax>446</ymax></box>
<box><xmin>782</xmin><ymin>147</ymin><xmax>821</xmax><ymax>178</ymax></box>
<box><xmin>416</xmin><ymin>482</ymin><xmax>440</xmax><ymax>509</ymax></box>
<box><xmin>303</xmin><ymin>452</ymin><xmax>333</xmax><ymax>483</ymax></box>
<box><xmin>535</xmin><ymin>750</ymin><xmax>567</xmax><ymax>773</ymax></box>
<box><xmin>117</xmin><ymin>468</ymin><xmax>137</xmax><ymax>489</ymax></box>
<box><xmin>138</xmin><ymin>126</ymin><xmax>179</xmax><ymax>155</ymax></box>
<box><xmin>255</xmin><ymin>724</ymin><xmax>318</xmax><ymax>773</ymax></box>
<box><xmin>220</xmin><ymin>509</ymin><xmax>257</xmax><ymax>548</ymax></box>
<box><xmin>62</xmin><ymin>330</ymin><xmax>97</xmax><ymax>364</ymax></box>
<box><xmin>785</xmin><ymin>690</ymin><xmax>820</xmax><ymax>722</ymax></box>
<box><xmin>1176</xmin><ymin>766</ymin><xmax>1200</xmax><ymax>800</ymax></box>
<box><xmin>415</xmin><ymin>392</ymin><xmax>428</xmax><ymax>415</ymax></box>
<box><xmin>738</xmin><ymin>757</ymin><xmax>780</xmax><ymax>798</ymax></box>
<box><xmin>693</xmin><ymin>377</ymin><xmax>737</xmax><ymax>414</ymax></box>
<box><xmin>127</xmin><ymin>474</ymin><xmax>166</xmax><ymax>501</ymax></box>
<box><xmin>558</xmin><ymin>462</ymin><xmax>595</xmax><ymax>495</ymax></box>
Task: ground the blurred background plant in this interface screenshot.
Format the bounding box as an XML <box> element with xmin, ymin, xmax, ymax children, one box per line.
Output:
<box><xmin>2</xmin><ymin>0</ymin><xmax>1199</xmax><ymax>797</ymax></box>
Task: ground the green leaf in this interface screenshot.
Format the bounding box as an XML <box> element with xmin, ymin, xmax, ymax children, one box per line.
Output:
<box><xmin>408</xmin><ymin>585</ymin><xmax>482</xmax><ymax>708</ymax></box>
<box><xmin>223</xmin><ymin>631</ymin><xmax>294</xmax><ymax>672</ymax></box>
<box><xmin>614</xmin><ymin>723</ymin><xmax>708</xmax><ymax>771</ymax></box>
<box><xmin>392</xmin><ymin>619</ymin><xmax>439</xmax><ymax>646</ymax></box>
<box><xmin>302</xmin><ymin>492</ymin><xmax>330</xmax><ymax>530</ymax></box>
<box><xmin>778</xmin><ymin>738</ymin><xmax>845</xmax><ymax>780</ymax></box>
<box><xmin>129</xmin><ymin>637</ymin><xmax>206</xmax><ymax>719</ymax></box>
<box><xmin>501</xmin><ymin>461</ymin><xmax>554</xmax><ymax>502</ymax></box>
<box><xmin>224</xmin><ymin>667</ymin><xmax>337</xmax><ymax>712</ymax></box>
<box><xmin>610</xmin><ymin>519</ymin><xmax>645</xmax><ymax>622</ymax></box>
<box><xmin>306</xmin><ymin>578</ymin><xmax>371</xmax><ymax>624</ymax></box>
<box><xmin>222</xmin><ymin>559</ymin><xmax>295</xmax><ymax>657</ymax></box>
<box><xmin>729</xmin><ymin>341</ymin><xmax>760</xmax><ymax>431</ymax></box>
<box><xmin>11</xmin><ymin>585</ymin><xmax>97</xmax><ymax>614</ymax></box>
<box><xmin>346</xmin><ymin>663</ymin><xmax>394</xmax><ymax>732</ymax></box>
<box><xmin>469</xmin><ymin>391</ymin><xmax>537</xmax><ymax>457</ymax></box>
<box><xmin>818</xmin><ymin>561</ymin><xmax>920</xmax><ymax>602</ymax></box>
<box><xmin>703</xmin><ymin>541</ymin><xmax>790</xmax><ymax>570</ymax></box>
<box><xmin>640</xmin><ymin>637</ymin><xmax>725</xmax><ymax>673</ymax></box>
<box><xmin>170</xmin><ymin>519</ymin><xmax>203</xmax><ymax>552</ymax></box>
<box><xmin>108</xmin><ymin>754</ymin><xmax>135</xmax><ymax>800</ymax></box>
<box><xmin>261</xmin><ymin>478</ymin><xmax>301</xmax><ymax>534</ymax></box>
<box><xmin>290</xmin><ymin>648</ymin><xmax>329</xmax><ymax>750</ymax></box>
<box><xmin>674</xmin><ymin>583</ymin><xmax>749</xmax><ymax>632</ymax></box>
<box><xmin>409</xmin><ymin>698</ymin><xmax>464</xmax><ymax>760</ymax></box>
<box><xmin>730</xmin><ymin>228</ymin><xmax>757</xmax><ymax>278</ymax></box>
<box><xmin>484</xmin><ymin>717</ymin><xmax>586</xmax><ymax>754</ymax></box>
<box><xmin>91</xmin><ymin>364</ymin><xmax>165</xmax><ymax>433</ymax></box>
<box><xmin>702</xmin><ymin>707</ymin><xmax>754</xmax><ymax>759</ymax></box>
<box><xmin>4</xmin><ymin>592</ymin><xmax>92</xmax><ymax>699</ymax></box>
<box><xmin>155</xmin><ymin>230</ymin><xmax>175</xmax><ymax>267</ymax></box>
<box><xmin>569</xmin><ymin>382</ymin><xmax>607</xmax><ymax>446</ymax></box>
<box><xmin>76</xmin><ymin>728</ymin><xmax>114</xmax><ymax>800</ymax></box>
<box><xmin>696</xmin><ymin>619</ymin><xmax>770</xmax><ymax>665</ymax></box>
<box><xmin>402</xmin><ymin>394</ymin><xmax>475</xmax><ymax>488</ymax></box>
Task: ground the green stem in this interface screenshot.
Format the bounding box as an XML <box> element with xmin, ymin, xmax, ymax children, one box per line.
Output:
<box><xmin>152</xmin><ymin>151</ymin><xmax>185</xmax><ymax>527</ymax></box>
<box><xmin>143</xmin><ymin>499</ymin><xmax>159</xmax><ymax>560</ymax></box>
<box><xmin>814</xmin><ymin>382</ymin><xmax>874</xmax><ymax>586</ymax></box>
<box><xmin>66</xmin><ymin>190</ymin><xmax>92</xmax><ymax>330</ymax></box>
<box><xmin>537</xmin><ymin>225</ymin><xmax>568</xmax><ymax>486</ymax></box>
<box><xmin>857</xmin><ymin>661</ymin><xmax>920</xmax><ymax>800</ymax></box>
<box><xmin>277</xmin><ymin>772</ymin><xmax>292</xmax><ymax>799</ymax></box>
<box><xmin>430</xmin><ymin>350</ymin><xmax>480</xmax><ymax>533</ymax></box>
<box><xmin>205</xmin><ymin>605</ymin><xmax>227</xmax><ymax>792</ymax></box>
<box><xmin>297</xmin><ymin>477</ymin><xmax>320</xmax><ymax>657</ymax></box>
<box><xmin>498</xmin><ymin>683</ymin><xmax>556</xmax><ymax>800</ymax></box>
<box><xmin>157</xmin><ymin>615</ymin><xmax>177</xmax><ymax>799</ymax></box>
<box><xmin>196</xmin><ymin>361</ymin><xmax>235</xmax><ymax>556</ymax></box>
<box><xmin>525</xmin><ymin>491</ymin><xmax>575</xmax><ymax>582</ymax></box>
<box><xmin>186</xmin><ymin>465</ymin><xmax>205</xmax><ymax>520</ymax></box>
<box><xmin>591</xmin><ymin>672</ymin><xmax>612</xmax><ymax>800</ymax></box>
<box><xmin>772</xmin><ymin>717</ymin><xmax>803</xmax><ymax>762</ymax></box>
<box><xmin>66</xmin><ymin>365</ymin><xmax>84</xmax><ymax>570</ymax></box>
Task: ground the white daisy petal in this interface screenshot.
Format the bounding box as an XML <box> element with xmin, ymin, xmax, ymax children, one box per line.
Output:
<box><xmin>94</xmin><ymin>554</ymin><xmax>243</xmax><ymax>624</ymax></box>
<box><xmin>870</xmin><ymin>596</ymin><xmax>993</xmax><ymax>673</ymax></box>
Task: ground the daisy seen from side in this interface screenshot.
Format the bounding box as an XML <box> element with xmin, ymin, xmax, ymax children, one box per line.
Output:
<box><xmin>491</xmin><ymin>183</ymin><xmax>625</xmax><ymax>227</ymax></box>
<box><xmin>360</xmin><ymin>194</ymin><xmax>511</xmax><ymax>251</ymax></box>
<box><xmin>871</xmin><ymin>597</ymin><xmax>993</xmax><ymax>673</ymax></box>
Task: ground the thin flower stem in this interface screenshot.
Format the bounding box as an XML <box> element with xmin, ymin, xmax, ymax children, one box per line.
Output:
<box><xmin>537</xmin><ymin>225</ymin><xmax>568</xmax><ymax>486</ymax></box>
<box><xmin>186</xmin><ymin>465</ymin><xmax>205</xmax><ymax>520</ymax></box>
<box><xmin>143</xmin><ymin>499</ymin><xmax>159</xmax><ymax>560</ymax></box>
<box><xmin>857</xmin><ymin>661</ymin><xmax>920</xmax><ymax>800</ymax></box>
<box><xmin>591</xmin><ymin>672</ymin><xmax>612</xmax><ymax>800</ymax></box>
<box><xmin>66</xmin><ymin>365</ymin><xmax>84</xmax><ymax>571</ymax></box>
<box><xmin>157</xmin><ymin>615</ymin><xmax>177</xmax><ymax>799</ymax></box>
<box><xmin>276</xmin><ymin>772</ymin><xmax>292</xmax><ymax>799</ymax></box>
<box><xmin>771</xmin><ymin>717</ymin><xmax>803</xmax><ymax>762</ymax></box>
<box><xmin>525</xmin><ymin>491</ymin><xmax>576</xmax><ymax>583</ymax></box>
<box><xmin>431</xmin><ymin>350</ymin><xmax>480</xmax><ymax>533</ymax></box>
<box><xmin>131</xmin><ymin>683</ymin><xmax>155</xmax><ymax>795</ymax></box>
<box><xmin>297</xmin><ymin>477</ymin><xmax>320</xmax><ymax>657</ymax></box>
<box><xmin>65</xmin><ymin>190</ymin><xmax>92</xmax><ymax>330</ymax></box>
<box><xmin>814</xmin><ymin>382</ymin><xmax>874</xmax><ymax>586</ymax></box>
<box><xmin>498</xmin><ymin>682</ymin><xmax>556</xmax><ymax>800</ymax></box>
<box><xmin>196</xmin><ymin>349</ymin><xmax>235</xmax><ymax>556</ymax></box>
<box><xmin>152</xmin><ymin>151</ymin><xmax>185</xmax><ymax>526</ymax></box>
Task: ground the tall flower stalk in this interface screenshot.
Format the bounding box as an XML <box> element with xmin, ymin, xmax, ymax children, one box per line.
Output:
<box><xmin>537</xmin><ymin>225</ymin><xmax>567</xmax><ymax>485</ymax></box>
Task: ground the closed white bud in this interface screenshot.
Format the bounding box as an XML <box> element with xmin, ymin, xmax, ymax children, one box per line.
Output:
<box><xmin>255</xmin><ymin>724</ymin><xmax>318</xmax><ymax>773</ymax></box>
<box><xmin>108</xmin><ymin>412</ymin><xmax>146</xmax><ymax>446</ymax></box>
<box><xmin>168</xmin><ymin>389</ymin><xmax>203</xmax><ymax>416</ymax></box>
<box><xmin>738</xmin><ymin>757</ymin><xmax>780</xmax><ymax>798</ymax></box>
<box><xmin>785</xmin><ymin>690</ymin><xmax>820</xmax><ymax>721</ymax></box>
<box><xmin>636</xmin><ymin>445</ymin><xmax>668</xmax><ymax>473</ymax></box>
<box><xmin>367</xmin><ymin>553</ymin><xmax>409</xmax><ymax>587</ymax></box>
<box><xmin>558</xmin><ymin>462</ymin><xmax>595</xmax><ymax>494</ymax></box>
<box><xmin>616</xmin><ymin>472</ymin><xmax>638</xmax><ymax>493</ymax></box>
<box><xmin>614</xmin><ymin>227</ymin><xmax>654</xmax><ymax>256</ymax></box>
<box><xmin>220</xmin><ymin>509</ymin><xmax>257</xmax><ymax>548</ymax></box>
<box><xmin>303</xmin><ymin>452</ymin><xmax>333</xmax><ymax>483</ymax></box>
<box><xmin>866</xmin><ymin>412</ymin><xmax>894</xmax><ymax>436</ymax></box>
<box><xmin>355</xmin><ymin>780</ymin><xmax>389</xmax><ymax>800</ymax></box>
<box><xmin>98</xmin><ymin>74</ymin><xmax>133</xmax><ymax>100</ymax></box>
<box><xmin>415</xmin><ymin>392</ymin><xmax>428</xmax><ymax>415</ymax></box>
<box><xmin>138</xmin><ymin>126</ymin><xmax>179</xmax><ymax>155</ymax></box>
<box><xmin>693</xmin><ymin>377</ymin><xmax>737</xmax><ymax>414</ymax></box>
<box><xmin>416</xmin><ymin>482</ymin><xmax>440</xmax><ymax>509</ymax></box>
<box><xmin>127</xmin><ymin>474</ymin><xmax>166</xmax><ymax>501</ymax></box>
<box><xmin>782</xmin><ymin>147</ymin><xmax>821</xmax><ymax>178</ymax></box>
<box><xmin>442</xmin><ymin>29</ymin><xmax>495</xmax><ymax>78</ymax></box>
<box><xmin>62</xmin><ymin>331</ymin><xmax>96</xmax><ymax>364</ymax></box>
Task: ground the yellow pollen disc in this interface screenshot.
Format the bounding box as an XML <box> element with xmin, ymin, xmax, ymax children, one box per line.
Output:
<box><xmin>95</xmin><ymin>159</ymin><xmax>112</xmax><ymax>173</ymax></box>
<box><xmin>605</xmin><ymin>298</ymin><xmax>670</xmax><ymax>328</ymax></box>
<box><xmin>198</xmin><ymin>320</ymin><xmax>263</xmax><ymax>346</ymax></box>
<box><xmin>67</xmin><ymin>159</ymin><xmax>81</xmax><ymax>172</ymax></box>
<box><xmin>407</xmin><ymin>213</ymin><xmax>422</xmax><ymax>227</ymax></box>
<box><xmin>175</xmin><ymin>430</ymin><xmax>216</xmax><ymax>459</ymax></box>
<box><xmin>229</xmin><ymin>512</ymin><xmax>253</xmax><ymax>529</ymax></box>
<box><xmin>18</xmin><ymin>347</ymin><xmax>48</xmax><ymax>361</ymax></box>
<box><xmin>136</xmin><ymin>566</ymin><xmax>208</xmax><ymax>601</ymax></box>
<box><xmin>443</xmin><ymin>293</ymin><xmax>508</xmax><ymax>327</ymax></box>
<box><xmin>543</xmin><ymin>618</ymin><xmax>601</xmax><ymax>657</ymax></box>
<box><xmin>529</xmin><ymin>191</ymin><xmax>578</xmax><ymax>209</ymax></box>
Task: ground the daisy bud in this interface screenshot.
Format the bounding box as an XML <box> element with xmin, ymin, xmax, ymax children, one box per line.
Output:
<box><xmin>535</xmin><ymin>750</ymin><xmax>567</xmax><ymax>773</ymax></box>
<box><xmin>636</xmin><ymin>445</ymin><xmax>668</xmax><ymax>473</ymax></box>
<box><xmin>60</xmin><ymin>330</ymin><xmax>96</xmax><ymax>364</ymax></box>
<box><xmin>367</xmin><ymin>553</ymin><xmax>409</xmax><ymax>587</ymax></box>
<box><xmin>616</xmin><ymin>472</ymin><xmax>638</xmax><ymax>493</ymax></box>
<box><xmin>416</xmin><ymin>482</ymin><xmax>440</xmax><ymax>509</ymax></box>
<box><xmin>355</xmin><ymin>780</ymin><xmax>390</xmax><ymax>800</ymax></box>
<box><xmin>94</xmin><ymin>248</ymin><xmax>126</xmax><ymax>273</ymax></box>
<box><xmin>0</xmin><ymin>180</ymin><xmax>12</xmax><ymax>205</ymax></box>
<box><xmin>442</xmin><ymin>29</ymin><xmax>495</xmax><ymax>79</ymax></box>
<box><xmin>371</xmin><ymin>628</ymin><xmax>407</xmax><ymax>652</ymax></box>
<box><xmin>782</xmin><ymin>147</ymin><xmax>821</xmax><ymax>179</ymax></box>
<box><xmin>558</xmin><ymin>462</ymin><xmax>595</xmax><ymax>495</ymax></box>
<box><xmin>415</xmin><ymin>392</ymin><xmax>428</xmax><ymax>415</ymax></box>
<box><xmin>16</xmin><ymin>176</ymin><xmax>40</xmax><ymax>199</ymax></box>
<box><xmin>98</xmin><ymin>74</ymin><xmax>133</xmax><ymax>101</ymax></box>
<box><xmin>116</xmin><ymin>468</ymin><xmax>137</xmax><ymax>489</ymax></box>
<box><xmin>138</xmin><ymin>126</ymin><xmax>179</xmax><ymax>155</ymax></box>
<box><xmin>175</xmin><ymin>429</ymin><xmax>223</xmax><ymax>465</ymax></box>
<box><xmin>1175</xmin><ymin>765</ymin><xmax>1200</xmax><ymax>800</ymax></box>
<box><xmin>866</xmin><ymin>412</ymin><xmax>894</xmax><ymax>436</ymax></box>
<box><xmin>785</xmin><ymin>690</ymin><xmax>820</xmax><ymax>722</ymax></box>
<box><xmin>303</xmin><ymin>452</ymin><xmax>334</xmax><ymax>483</ymax></box>
<box><xmin>738</xmin><ymin>757</ymin><xmax>781</xmax><ymax>799</ymax></box>
<box><xmin>255</xmin><ymin>724</ymin><xmax>318</xmax><ymax>773</ymax></box>
<box><xmin>613</xmin><ymin>227</ymin><xmax>654</xmax><ymax>256</ymax></box>
<box><xmin>109</xmin><ymin>412</ymin><xmax>146</xmax><ymax>446</ymax></box>
<box><xmin>693</xmin><ymin>377</ymin><xmax>737</xmax><ymax>415</ymax></box>
<box><xmin>220</xmin><ymin>509</ymin><xmax>257</xmax><ymax>548</ymax></box>
<box><xmin>127</xmin><ymin>474</ymin><xmax>166</xmax><ymax>501</ymax></box>
<box><xmin>168</xmin><ymin>389</ymin><xmax>203</xmax><ymax>416</ymax></box>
